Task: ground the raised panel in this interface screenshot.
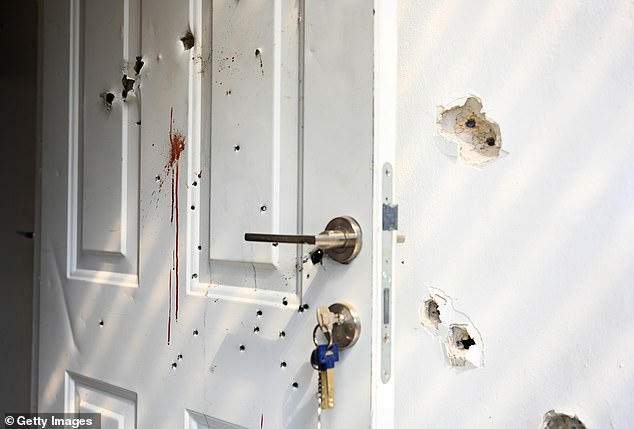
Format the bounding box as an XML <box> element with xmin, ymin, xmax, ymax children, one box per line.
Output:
<box><xmin>186</xmin><ymin>410</ymin><xmax>248</xmax><ymax>429</ymax></box>
<box><xmin>188</xmin><ymin>0</ymin><xmax>302</xmax><ymax>303</ymax></box>
<box><xmin>65</xmin><ymin>372</ymin><xmax>136</xmax><ymax>429</ymax></box>
<box><xmin>68</xmin><ymin>0</ymin><xmax>140</xmax><ymax>287</ymax></box>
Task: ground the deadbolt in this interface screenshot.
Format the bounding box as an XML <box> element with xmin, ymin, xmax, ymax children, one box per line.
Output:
<box><xmin>315</xmin><ymin>302</ymin><xmax>361</xmax><ymax>350</ymax></box>
<box><xmin>244</xmin><ymin>216</ymin><xmax>362</xmax><ymax>263</ymax></box>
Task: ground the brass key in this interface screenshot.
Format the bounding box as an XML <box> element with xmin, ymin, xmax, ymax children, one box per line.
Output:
<box><xmin>313</xmin><ymin>344</ymin><xmax>339</xmax><ymax>409</ymax></box>
<box><xmin>320</xmin><ymin>363</ymin><xmax>335</xmax><ymax>409</ymax></box>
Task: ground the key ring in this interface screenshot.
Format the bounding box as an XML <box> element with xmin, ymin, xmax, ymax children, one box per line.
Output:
<box><xmin>312</xmin><ymin>324</ymin><xmax>333</xmax><ymax>348</ymax></box>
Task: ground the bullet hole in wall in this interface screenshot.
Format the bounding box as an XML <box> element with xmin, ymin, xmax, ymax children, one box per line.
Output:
<box><xmin>445</xmin><ymin>325</ymin><xmax>477</xmax><ymax>367</ymax></box>
<box><xmin>436</xmin><ymin>96</ymin><xmax>505</xmax><ymax>167</ymax></box>
<box><xmin>420</xmin><ymin>287</ymin><xmax>484</xmax><ymax>368</ymax></box>
<box><xmin>421</xmin><ymin>298</ymin><xmax>441</xmax><ymax>327</ymax></box>
<box><xmin>539</xmin><ymin>410</ymin><xmax>587</xmax><ymax>429</ymax></box>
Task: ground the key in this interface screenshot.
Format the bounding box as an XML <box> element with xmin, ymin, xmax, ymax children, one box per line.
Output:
<box><xmin>316</xmin><ymin>307</ymin><xmax>335</xmax><ymax>344</ymax></box>
<box><xmin>315</xmin><ymin>343</ymin><xmax>339</xmax><ymax>409</ymax></box>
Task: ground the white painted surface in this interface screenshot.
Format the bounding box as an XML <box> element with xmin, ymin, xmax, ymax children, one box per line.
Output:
<box><xmin>39</xmin><ymin>0</ymin><xmax>384</xmax><ymax>428</ymax></box>
<box><xmin>396</xmin><ymin>1</ymin><xmax>634</xmax><ymax>428</ymax></box>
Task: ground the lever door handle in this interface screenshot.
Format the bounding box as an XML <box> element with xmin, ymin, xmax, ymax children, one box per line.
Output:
<box><xmin>244</xmin><ymin>216</ymin><xmax>362</xmax><ymax>264</ymax></box>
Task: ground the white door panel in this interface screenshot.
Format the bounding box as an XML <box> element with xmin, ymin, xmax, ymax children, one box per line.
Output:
<box><xmin>39</xmin><ymin>0</ymin><xmax>393</xmax><ymax>427</ymax></box>
<box><xmin>66</xmin><ymin>372</ymin><xmax>136</xmax><ymax>429</ymax></box>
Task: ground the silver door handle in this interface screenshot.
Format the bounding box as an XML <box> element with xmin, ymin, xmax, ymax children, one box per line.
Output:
<box><xmin>244</xmin><ymin>216</ymin><xmax>362</xmax><ymax>264</ymax></box>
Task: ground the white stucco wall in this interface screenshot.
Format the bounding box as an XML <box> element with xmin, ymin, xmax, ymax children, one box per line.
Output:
<box><xmin>395</xmin><ymin>1</ymin><xmax>634</xmax><ymax>428</ymax></box>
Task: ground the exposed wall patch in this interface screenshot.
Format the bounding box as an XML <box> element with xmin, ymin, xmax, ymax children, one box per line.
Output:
<box><xmin>436</xmin><ymin>96</ymin><xmax>506</xmax><ymax>167</ymax></box>
<box><xmin>419</xmin><ymin>287</ymin><xmax>484</xmax><ymax>368</ymax></box>
<box><xmin>539</xmin><ymin>410</ymin><xmax>587</xmax><ymax>429</ymax></box>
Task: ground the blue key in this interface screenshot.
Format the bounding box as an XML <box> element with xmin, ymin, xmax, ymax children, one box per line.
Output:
<box><xmin>316</xmin><ymin>343</ymin><xmax>339</xmax><ymax>369</ymax></box>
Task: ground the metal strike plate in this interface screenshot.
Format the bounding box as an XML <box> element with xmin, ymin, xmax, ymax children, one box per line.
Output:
<box><xmin>327</xmin><ymin>302</ymin><xmax>361</xmax><ymax>350</ymax></box>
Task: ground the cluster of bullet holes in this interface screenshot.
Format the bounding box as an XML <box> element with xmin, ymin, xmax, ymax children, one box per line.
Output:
<box><xmin>171</xmin><ymin>353</ymin><xmax>183</xmax><ymax>370</ymax></box>
<box><xmin>539</xmin><ymin>410</ymin><xmax>586</xmax><ymax>429</ymax></box>
<box><xmin>100</xmin><ymin>56</ymin><xmax>143</xmax><ymax>112</ymax></box>
<box><xmin>420</xmin><ymin>287</ymin><xmax>484</xmax><ymax>368</ymax></box>
<box><xmin>436</xmin><ymin>96</ymin><xmax>505</xmax><ymax>167</ymax></box>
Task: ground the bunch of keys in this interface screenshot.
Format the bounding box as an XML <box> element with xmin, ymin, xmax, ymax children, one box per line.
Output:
<box><xmin>310</xmin><ymin>303</ymin><xmax>360</xmax><ymax>427</ymax></box>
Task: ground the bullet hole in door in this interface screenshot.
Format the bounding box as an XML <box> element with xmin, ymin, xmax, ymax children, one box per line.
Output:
<box><xmin>192</xmin><ymin>329</ymin><xmax>199</xmax><ymax>336</ymax></box>
<box><xmin>280</xmin><ymin>361</ymin><xmax>287</xmax><ymax>368</ymax></box>
<box><xmin>539</xmin><ymin>410</ymin><xmax>587</xmax><ymax>429</ymax></box>
<box><xmin>98</xmin><ymin>320</ymin><xmax>104</xmax><ymax>327</ymax></box>
<box><xmin>282</xmin><ymin>297</ymin><xmax>288</xmax><ymax>306</ymax></box>
<box><xmin>181</xmin><ymin>31</ymin><xmax>195</xmax><ymax>50</ymax></box>
<box><xmin>134</xmin><ymin>56</ymin><xmax>144</xmax><ymax>75</ymax></box>
<box><xmin>121</xmin><ymin>74</ymin><xmax>135</xmax><ymax>99</ymax></box>
<box><xmin>101</xmin><ymin>92</ymin><xmax>115</xmax><ymax>111</ymax></box>
<box><xmin>278</xmin><ymin>331</ymin><xmax>286</xmax><ymax>338</ymax></box>
<box><xmin>436</xmin><ymin>96</ymin><xmax>505</xmax><ymax>167</ymax></box>
<box><xmin>310</xmin><ymin>248</ymin><xmax>324</xmax><ymax>265</ymax></box>
<box><xmin>255</xmin><ymin>48</ymin><xmax>264</xmax><ymax>75</ymax></box>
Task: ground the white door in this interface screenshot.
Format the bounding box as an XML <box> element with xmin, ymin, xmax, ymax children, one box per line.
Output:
<box><xmin>38</xmin><ymin>0</ymin><xmax>395</xmax><ymax>427</ymax></box>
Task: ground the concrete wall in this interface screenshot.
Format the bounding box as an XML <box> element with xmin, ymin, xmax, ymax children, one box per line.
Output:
<box><xmin>0</xmin><ymin>0</ymin><xmax>38</xmax><ymax>413</ymax></box>
<box><xmin>395</xmin><ymin>1</ymin><xmax>634</xmax><ymax>427</ymax></box>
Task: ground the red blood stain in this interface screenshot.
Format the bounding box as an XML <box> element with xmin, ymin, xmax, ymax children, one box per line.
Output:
<box><xmin>167</xmin><ymin>268</ymin><xmax>172</xmax><ymax>345</ymax></box>
<box><xmin>166</xmin><ymin>108</ymin><xmax>185</xmax><ymax>344</ymax></box>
